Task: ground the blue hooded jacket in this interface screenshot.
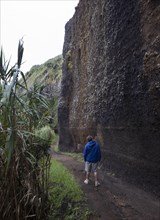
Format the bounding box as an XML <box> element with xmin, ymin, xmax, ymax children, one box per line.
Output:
<box><xmin>84</xmin><ymin>140</ymin><xmax>101</xmax><ymax>163</ymax></box>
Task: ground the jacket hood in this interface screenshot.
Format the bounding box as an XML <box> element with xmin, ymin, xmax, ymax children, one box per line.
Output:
<box><xmin>87</xmin><ymin>140</ymin><xmax>96</xmax><ymax>148</ymax></box>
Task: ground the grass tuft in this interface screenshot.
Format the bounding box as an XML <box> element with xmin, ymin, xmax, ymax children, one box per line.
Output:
<box><xmin>64</xmin><ymin>152</ymin><xmax>84</xmax><ymax>163</ymax></box>
<box><xmin>48</xmin><ymin>160</ymin><xmax>91</xmax><ymax>219</ymax></box>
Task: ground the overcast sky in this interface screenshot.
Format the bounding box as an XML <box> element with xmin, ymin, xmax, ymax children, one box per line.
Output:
<box><xmin>1</xmin><ymin>0</ymin><xmax>78</xmax><ymax>73</ymax></box>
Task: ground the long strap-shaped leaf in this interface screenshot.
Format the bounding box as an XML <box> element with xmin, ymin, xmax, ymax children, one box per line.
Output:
<box><xmin>5</xmin><ymin>128</ymin><xmax>16</xmax><ymax>172</ymax></box>
<box><xmin>17</xmin><ymin>38</ymin><xmax>24</xmax><ymax>69</ymax></box>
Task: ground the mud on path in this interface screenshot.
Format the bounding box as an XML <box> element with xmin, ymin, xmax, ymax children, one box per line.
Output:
<box><xmin>52</xmin><ymin>152</ymin><xmax>160</xmax><ymax>220</ymax></box>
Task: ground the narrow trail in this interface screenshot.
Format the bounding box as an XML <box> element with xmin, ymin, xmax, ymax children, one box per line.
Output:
<box><xmin>52</xmin><ymin>152</ymin><xmax>160</xmax><ymax>220</ymax></box>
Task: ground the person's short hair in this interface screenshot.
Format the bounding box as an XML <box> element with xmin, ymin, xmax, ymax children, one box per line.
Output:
<box><xmin>86</xmin><ymin>135</ymin><xmax>93</xmax><ymax>142</ymax></box>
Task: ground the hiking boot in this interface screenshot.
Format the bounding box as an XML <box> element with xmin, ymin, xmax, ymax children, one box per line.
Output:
<box><xmin>95</xmin><ymin>181</ymin><xmax>100</xmax><ymax>187</ymax></box>
<box><xmin>84</xmin><ymin>179</ymin><xmax>89</xmax><ymax>184</ymax></box>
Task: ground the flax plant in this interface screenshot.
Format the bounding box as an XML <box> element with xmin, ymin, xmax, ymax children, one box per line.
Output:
<box><xmin>0</xmin><ymin>40</ymin><xmax>51</xmax><ymax>220</ymax></box>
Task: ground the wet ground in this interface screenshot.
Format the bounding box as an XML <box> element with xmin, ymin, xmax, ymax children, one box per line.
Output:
<box><xmin>52</xmin><ymin>152</ymin><xmax>160</xmax><ymax>220</ymax></box>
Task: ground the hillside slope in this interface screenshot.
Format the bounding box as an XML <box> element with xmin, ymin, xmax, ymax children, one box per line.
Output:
<box><xmin>25</xmin><ymin>55</ymin><xmax>62</xmax><ymax>99</ymax></box>
<box><xmin>22</xmin><ymin>55</ymin><xmax>62</xmax><ymax>130</ymax></box>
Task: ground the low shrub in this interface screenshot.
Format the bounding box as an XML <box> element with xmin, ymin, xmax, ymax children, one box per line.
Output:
<box><xmin>35</xmin><ymin>125</ymin><xmax>55</xmax><ymax>145</ymax></box>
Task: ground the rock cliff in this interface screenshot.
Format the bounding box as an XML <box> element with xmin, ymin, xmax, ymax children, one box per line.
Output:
<box><xmin>58</xmin><ymin>0</ymin><xmax>160</xmax><ymax>195</ymax></box>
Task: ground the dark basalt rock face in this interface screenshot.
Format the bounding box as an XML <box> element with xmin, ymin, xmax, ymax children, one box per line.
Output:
<box><xmin>58</xmin><ymin>0</ymin><xmax>160</xmax><ymax>195</ymax></box>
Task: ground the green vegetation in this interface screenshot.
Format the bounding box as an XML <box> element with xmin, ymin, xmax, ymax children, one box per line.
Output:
<box><xmin>35</xmin><ymin>125</ymin><xmax>55</xmax><ymax>145</ymax></box>
<box><xmin>53</xmin><ymin>144</ymin><xmax>84</xmax><ymax>162</ymax></box>
<box><xmin>65</xmin><ymin>50</ymin><xmax>73</xmax><ymax>71</ymax></box>
<box><xmin>53</xmin><ymin>144</ymin><xmax>59</xmax><ymax>153</ymax></box>
<box><xmin>0</xmin><ymin>41</ymin><xmax>91</xmax><ymax>219</ymax></box>
<box><xmin>64</xmin><ymin>152</ymin><xmax>84</xmax><ymax>163</ymax></box>
<box><xmin>20</xmin><ymin>55</ymin><xmax>63</xmax><ymax>133</ymax></box>
<box><xmin>24</xmin><ymin>55</ymin><xmax>62</xmax><ymax>89</ymax></box>
<box><xmin>49</xmin><ymin>160</ymin><xmax>91</xmax><ymax>219</ymax></box>
<box><xmin>0</xmin><ymin>40</ymin><xmax>54</xmax><ymax>219</ymax></box>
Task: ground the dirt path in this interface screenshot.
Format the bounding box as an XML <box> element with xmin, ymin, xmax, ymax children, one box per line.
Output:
<box><xmin>52</xmin><ymin>152</ymin><xmax>160</xmax><ymax>220</ymax></box>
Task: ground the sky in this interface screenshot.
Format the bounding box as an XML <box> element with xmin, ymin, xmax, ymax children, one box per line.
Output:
<box><xmin>1</xmin><ymin>0</ymin><xmax>79</xmax><ymax>73</ymax></box>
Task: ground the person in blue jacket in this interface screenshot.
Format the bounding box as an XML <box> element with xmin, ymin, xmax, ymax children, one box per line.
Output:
<box><xmin>83</xmin><ymin>135</ymin><xmax>101</xmax><ymax>187</ymax></box>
